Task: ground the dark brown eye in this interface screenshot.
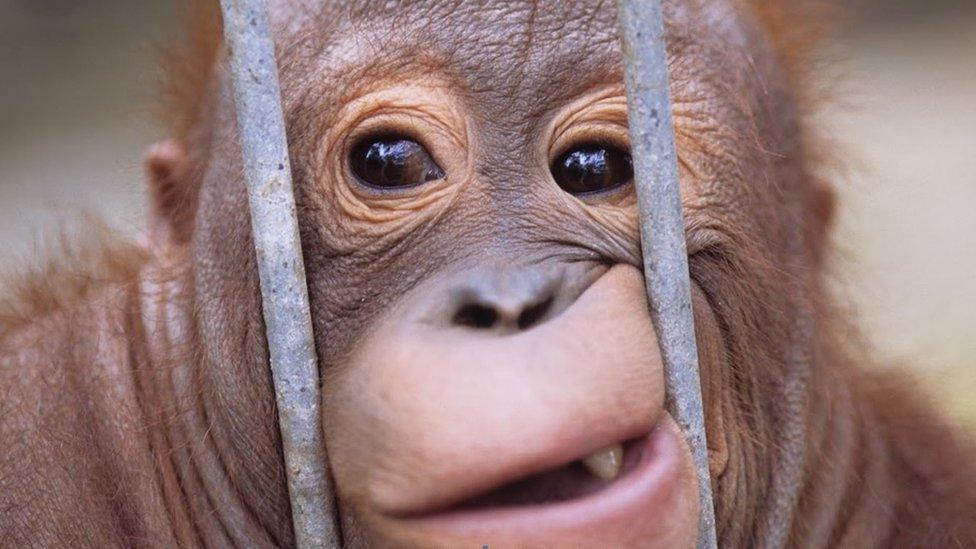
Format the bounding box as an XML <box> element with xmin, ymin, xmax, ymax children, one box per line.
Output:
<box><xmin>551</xmin><ymin>144</ymin><xmax>633</xmax><ymax>195</ymax></box>
<box><xmin>350</xmin><ymin>135</ymin><xmax>445</xmax><ymax>189</ymax></box>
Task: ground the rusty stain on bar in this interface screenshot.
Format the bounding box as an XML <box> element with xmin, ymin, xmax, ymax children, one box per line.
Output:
<box><xmin>616</xmin><ymin>0</ymin><xmax>718</xmax><ymax>547</ymax></box>
<box><xmin>219</xmin><ymin>0</ymin><xmax>339</xmax><ymax>546</ymax></box>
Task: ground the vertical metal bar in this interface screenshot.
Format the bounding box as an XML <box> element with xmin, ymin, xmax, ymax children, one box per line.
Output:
<box><xmin>616</xmin><ymin>1</ymin><xmax>717</xmax><ymax>547</ymax></box>
<box><xmin>219</xmin><ymin>1</ymin><xmax>339</xmax><ymax>547</ymax></box>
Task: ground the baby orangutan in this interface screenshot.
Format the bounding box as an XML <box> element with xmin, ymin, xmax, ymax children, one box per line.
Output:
<box><xmin>2</xmin><ymin>0</ymin><xmax>975</xmax><ymax>547</ymax></box>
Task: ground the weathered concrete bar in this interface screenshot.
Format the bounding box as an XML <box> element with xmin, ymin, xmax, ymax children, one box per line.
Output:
<box><xmin>219</xmin><ymin>0</ymin><xmax>339</xmax><ymax>546</ymax></box>
<box><xmin>616</xmin><ymin>1</ymin><xmax>718</xmax><ymax>547</ymax></box>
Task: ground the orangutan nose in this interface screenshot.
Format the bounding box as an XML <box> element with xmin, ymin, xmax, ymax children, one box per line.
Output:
<box><xmin>447</xmin><ymin>265</ymin><xmax>567</xmax><ymax>333</ymax></box>
<box><xmin>334</xmin><ymin>264</ymin><xmax>665</xmax><ymax>516</ymax></box>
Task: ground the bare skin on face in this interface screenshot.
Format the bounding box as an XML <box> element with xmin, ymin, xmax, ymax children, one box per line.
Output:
<box><xmin>1</xmin><ymin>0</ymin><xmax>976</xmax><ymax>547</ymax></box>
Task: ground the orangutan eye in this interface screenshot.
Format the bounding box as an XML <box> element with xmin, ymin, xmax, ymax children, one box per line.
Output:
<box><xmin>551</xmin><ymin>144</ymin><xmax>633</xmax><ymax>195</ymax></box>
<box><xmin>350</xmin><ymin>135</ymin><xmax>445</xmax><ymax>189</ymax></box>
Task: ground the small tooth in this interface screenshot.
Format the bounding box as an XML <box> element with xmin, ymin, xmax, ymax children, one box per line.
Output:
<box><xmin>582</xmin><ymin>444</ymin><xmax>624</xmax><ymax>481</ymax></box>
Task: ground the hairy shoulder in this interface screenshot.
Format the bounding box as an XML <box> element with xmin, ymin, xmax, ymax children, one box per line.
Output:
<box><xmin>0</xmin><ymin>229</ymin><xmax>149</xmax><ymax>547</ymax></box>
<box><xmin>0</xmin><ymin>220</ymin><xmax>148</xmax><ymax>343</ymax></box>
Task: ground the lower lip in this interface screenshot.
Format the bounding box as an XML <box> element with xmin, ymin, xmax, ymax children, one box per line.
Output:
<box><xmin>397</xmin><ymin>423</ymin><xmax>687</xmax><ymax>539</ymax></box>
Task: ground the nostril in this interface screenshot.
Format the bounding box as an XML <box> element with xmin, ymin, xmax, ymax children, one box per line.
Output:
<box><xmin>453</xmin><ymin>303</ymin><xmax>499</xmax><ymax>329</ymax></box>
<box><xmin>517</xmin><ymin>296</ymin><xmax>553</xmax><ymax>331</ymax></box>
<box><xmin>451</xmin><ymin>296</ymin><xmax>555</xmax><ymax>332</ymax></box>
<box><xmin>445</xmin><ymin>265</ymin><xmax>571</xmax><ymax>332</ymax></box>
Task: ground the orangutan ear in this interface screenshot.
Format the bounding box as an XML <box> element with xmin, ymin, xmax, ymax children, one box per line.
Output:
<box><xmin>692</xmin><ymin>291</ymin><xmax>730</xmax><ymax>479</ymax></box>
<box><xmin>145</xmin><ymin>139</ymin><xmax>194</xmax><ymax>246</ymax></box>
<box><xmin>706</xmin><ymin>379</ymin><xmax>730</xmax><ymax>479</ymax></box>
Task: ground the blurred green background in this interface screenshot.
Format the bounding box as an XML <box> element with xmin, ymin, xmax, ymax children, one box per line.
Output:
<box><xmin>0</xmin><ymin>1</ymin><xmax>974</xmax><ymax>426</ymax></box>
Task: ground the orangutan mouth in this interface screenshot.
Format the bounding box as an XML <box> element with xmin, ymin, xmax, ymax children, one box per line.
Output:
<box><xmin>451</xmin><ymin>439</ymin><xmax>639</xmax><ymax>510</ymax></box>
<box><xmin>393</xmin><ymin>424</ymin><xmax>687</xmax><ymax>540</ymax></box>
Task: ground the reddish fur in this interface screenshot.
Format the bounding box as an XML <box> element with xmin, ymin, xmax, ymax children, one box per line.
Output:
<box><xmin>0</xmin><ymin>219</ymin><xmax>147</xmax><ymax>337</ymax></box>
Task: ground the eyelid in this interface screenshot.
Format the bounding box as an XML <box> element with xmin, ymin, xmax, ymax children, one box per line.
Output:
<box><xmin>338</xmin><ymin>89</ymin><xmax>469</xmax><ymax>155</ymax></box>
<box><xmin>551</xmin><ymin>125</ymin><xmax>631</xmax><ymax>159</ymax></box>
<box><xmin>545</xmin><ymin>92</ymin><xmax>631</xmax><ymax>166</ymax></box>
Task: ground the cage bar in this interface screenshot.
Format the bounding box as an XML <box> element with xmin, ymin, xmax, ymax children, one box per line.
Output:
<box><xmin>616</xmin><ymin>1</ymin><xmax>718</xmax><ymax>547</ymax></box>
<box><xmin>219</xmin><ymin>0</ymin><xmax>339</xmax><ymax>546</ymax></box>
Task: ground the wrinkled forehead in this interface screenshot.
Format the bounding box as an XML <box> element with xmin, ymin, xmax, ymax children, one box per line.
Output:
<box><xmin>266</xmin><ymin>0</ymin><xmax>764</xmax><ymax>112</ymax></box>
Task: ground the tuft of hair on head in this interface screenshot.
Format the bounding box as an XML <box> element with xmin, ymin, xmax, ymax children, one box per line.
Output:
<box><xmin>743</xmin><ymin>0</ymin><xmax>840</xmax><ymax>97</ymax></box>
<box><xmin>744</xmin><ymin>2</ymin><xmax>843</xmax><ymax>180</ymax></box>
<box><xmin>156</xmin><ymin>0</ymin><xmax>223</xmax><ymax>142</ymax></box>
